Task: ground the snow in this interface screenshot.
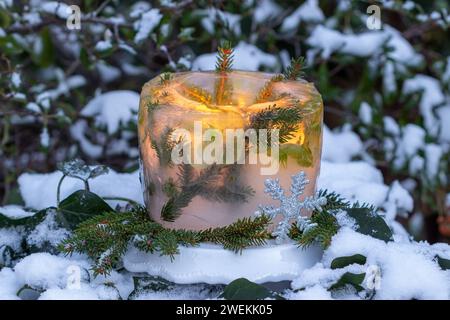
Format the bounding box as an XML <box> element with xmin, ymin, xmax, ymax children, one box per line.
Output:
<box><xmin>26</xmin><ymin>210</ymin><xmax>70</xmax><ymax>248</ymax></box>
<box><xmin>322</xmin><ymin>126</ymin><xmax>363</xmax><ymax>162</ymax></box>
<box><xmin>199</xmin><ymin>8</ymin><xmax>241</xmax><ymax>36</ymax></box>
<box><xmin>403</xmin><ymin>75</ymin><xmax>445</xmax><ymax>137</ymax></box>
<box><xmin>315</xmin><ymin>227</ymin><xmax>450</xmax><ymax>300</ymax></box>
<box><xmin>307</xmin><ymin>25</ymin><xmax>422</xmax><ymax>66</ymax></box>
<box><xmin>0</xmin><ymin>205</ymin><xmax>35</xmax><ymax>219</ymax></box>
<box><xmin>40</xmin><ymin>1</ymin><xmax>71</xmax><ymax>19</ymax></box>
<box><xmin>133</xmin><ymin>9</ymin><xmax>163</xmax><ymax>43</ymax></box>
<box><xmin>281</xmin><ymin>0</ymin><xmax>324</xmax><ymax>32</ymax></box>
<box><xmin>359</xmin><ymin>102</ymin><xmax>373</xmax><ymax>125</ymax></box>
<box><xmin>18</xmin><ymin>169</ymin><xmax>143</xmax><ymax>210</ymax></box>
<box><xmin>192</xmin><ymin>42</ymin><xmax>277</xmax><ymax>71</ymax></box>
<box><xmin>80</xmin><ymin>90</ymin><xmax>140</xmax><ymax>134</ymax></box>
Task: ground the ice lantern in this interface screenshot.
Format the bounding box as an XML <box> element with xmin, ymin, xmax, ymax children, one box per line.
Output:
<box><xmin>138</xmin><ymin>54</ymin><xmax>323</xmax><ymax>231</ymax></box>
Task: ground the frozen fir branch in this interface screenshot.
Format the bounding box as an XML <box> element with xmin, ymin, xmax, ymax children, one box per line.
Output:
<box><xmin>284</xmin><ymin>57</ymin><xmax>306</xmax><ymax>80</ymax></box>
<box><xmin>249</xmin><ymin>104</ymin><xmax>303</xmax><ymax>143</ymax></box>
<box><xmin>178</xmin><ymin>84</ymin><xmax>213</xmax><ymax>107</ymax></box>
<box><xmin>160</xmin><ymin>164</ymin><xmax>254</xmax><ymax>221</ymax></box>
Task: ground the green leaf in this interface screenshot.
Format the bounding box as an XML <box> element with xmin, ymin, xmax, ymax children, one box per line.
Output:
<box><xmin>0</xmin><ymin>9</ymin><xmax>11</xmax><ymax>28</ymax></box>
<box><xmin>58</xmin><ymin>190</ymin><xmax>113</xmax><ymax>229</ymax></box>
<box><xmin>220</xmin><ymin>278</ymin><xmax>283</xmax><ymax>300</ymax></box>
<box><xmin>330</xmin><ymin>272</ymin><xmax>366</xmax><ymax>292</ymax></box>
<box><xmin>346</xmin><ymin>208</ymin><xmax>393</xmax><ymax>242</ymax></box>
<box><xmin>0</xmin><ymin>209</ymin><xmax>47</xmax><ymax>229</ymax></box>
<box><xmin>33</xmin><ymin>28</ymin><xmax>55</xmax><ymax>67</ymax></box>
<box><xmin>331</xmin><ymin>254</ymin><xmax>367</xmax><ymax>269</ymax></box>
<box><xmin>436</xmin><ymin>255</ymin><xmax>450</xmax><ymax>270</ymax></box>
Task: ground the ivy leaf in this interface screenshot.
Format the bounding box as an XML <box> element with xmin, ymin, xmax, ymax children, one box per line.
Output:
<box><xmin>331</xmin><ymin>254</ymin><xmax>367</xmax><ymax>269</ymax></box>
<box><xmin>57</xmin><ymin>190</ymin><xmax>113</xmax><ymax>229</ymax></box>
<box><xmin>346</xmin><ymin>208</ymin><xmax>393</xmax><ymax>242</ymax></box>
<box><xmin>220</xmin><ymin>278</ymin><xmax>283</xmax><ymax>300</ymax></box>
<box><xmin>436</xmin><ymin>255</ymin><xmax>450</xmax><ymax>270</ymax></box>
<box><xmin>330</xmin><ymin>272</ymin><xmax>366</xmax><ymax>292</ymax></box>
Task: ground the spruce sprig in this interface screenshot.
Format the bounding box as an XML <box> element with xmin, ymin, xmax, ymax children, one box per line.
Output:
<box><xmin>161</xmin><ymin>164</ymin><xmax>254</xmax><ymax>221</ymax></box>
<box><xmin>214</xmin><ymin>41</ymin><xmax>234</xmax><ymax>105</ymax></box>
<box><xmin>215</xmin><ymin>41</ymin><xmax>234</xmax><ymax>73</ymax></box>
<box><xmin>254</xmin><ymin>75</ymin><xmax>284</xmax><ymax>103</ymax></box>
<box><xmin>284</xmin><ymin>57</ymin><xmax>306</xmax><ymax>80</ymax></box>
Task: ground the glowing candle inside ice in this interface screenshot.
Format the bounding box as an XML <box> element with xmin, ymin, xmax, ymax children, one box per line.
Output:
<box><xmin>138</xmin><ymin>71</ymin><xmax>323</xmax><ymax>230</ymax></box>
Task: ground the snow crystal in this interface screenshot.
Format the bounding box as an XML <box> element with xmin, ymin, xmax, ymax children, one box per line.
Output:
<box><xmin>322</xmin><ymin>125</ymin><xmax>363</xmax><ymax>162</ymax></box>
<box><xmin>80</xmin><ymin>90</ymin><xmax>140</xmax><ymax>134</ymax></box>
<box><xmin>281</xmin><ymin>0</ymin><xmax>324</xmax><ymax>32</ymax></box>
<box><xmin>285</xmin><ymin>284</ymin><xmax>332</xmax><ymax>300</ymax></box>
<box><xmin>18</xmin><ymin>169</ymin><xmax>143</xmax><ymax>210</ymax></box>
<box><xmin>40</xmin><ymin>127</ymin><xmax>50</xmax><ymax>148</ymax></box>
<box><xmin>0</xmin><ymin>228</ymin><xmax>24</xmax><ymax>252</ymax></box>
<box><xmin>424</xmin><ymin>144</ymin><xmax>444</xmax><ymax>181</ymax></box>
<box><xmin>94</xmin><ymin>40</ymin><xmax>112</xmax><ymax>52</ymax></box>
<box><xmin>133</xmin><ymin>9</ymin><xmax>162</xmax><ymax>43</ymax></box>
<box><xmin>70</xmin><ymin>120</ymin><xmax>103</xmax><ymax>158</ymax></box>
<box><xmin>319</xmin><ymin>161</ymin><xmax>390</xmax><ymax>208</ymax></box>
<box><xmin>39</xmin><ymin>287</ymin><xmax>99</xmax><ymax>300</ymax></box>
<box><xmin>192</xmin><ymin>42</ymin><xmax>277</xmax><ymax>71</ymax></box>
<box><xmin>307</xmin><ymin>25</ymin><xmax>422</xmax><ymax>66</ymax></box>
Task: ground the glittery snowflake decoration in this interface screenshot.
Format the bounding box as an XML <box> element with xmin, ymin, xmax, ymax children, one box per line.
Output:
<box><xmin>255</xmin><ymin>171</ymin><xmax>327</xmax><ymax>243</ymax></box>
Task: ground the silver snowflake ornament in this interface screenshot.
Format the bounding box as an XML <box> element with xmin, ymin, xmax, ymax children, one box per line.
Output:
<box><xmin>255</xmin><ymin>171</ymin><xmax>327</xmax><ymax>243</ymax></box>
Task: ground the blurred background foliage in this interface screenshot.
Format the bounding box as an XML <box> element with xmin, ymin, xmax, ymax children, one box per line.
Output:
<box><xmin>0</xmin><ymin>0</ymin><xmax>449</xmax><ymax>242</ymax></box>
